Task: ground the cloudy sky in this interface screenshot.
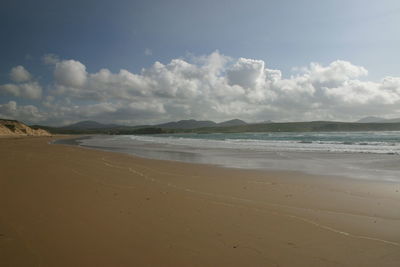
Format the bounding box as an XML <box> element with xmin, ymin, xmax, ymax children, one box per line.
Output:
<box><xmin>1</xmin><ymin>0</ymin><xmax>400</xmax><ymax>126</ymax></box>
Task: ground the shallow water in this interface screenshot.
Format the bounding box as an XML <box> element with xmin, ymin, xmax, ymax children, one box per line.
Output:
<box><xmin>57</xmin><ymin>132</ymin><xmax>400</xmax><ymax>182</ymax></box>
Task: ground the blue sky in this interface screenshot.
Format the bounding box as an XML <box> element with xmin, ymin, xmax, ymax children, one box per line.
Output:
<box><xmin>1</xmin><ymin>0</ymin><xmax>400</xmax><ymax>125</ymax></box>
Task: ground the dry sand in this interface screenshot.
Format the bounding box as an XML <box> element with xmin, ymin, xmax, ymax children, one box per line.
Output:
<box><xmin>0</xmin><ymin>136</ymin><xmax>399</xmax><ymax>266</ymax></box>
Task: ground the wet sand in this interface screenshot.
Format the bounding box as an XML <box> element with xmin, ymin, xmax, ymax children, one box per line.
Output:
<box><xmin>0</xmin><ymin>136</ymin><xmax>399</xmax><ymax>266</ymax></box>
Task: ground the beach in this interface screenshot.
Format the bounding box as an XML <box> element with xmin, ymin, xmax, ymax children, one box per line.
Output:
<box><xmin>1</xmin><ymin>136</ymin><xmax>400</xmax><ymax>266</ymax></box>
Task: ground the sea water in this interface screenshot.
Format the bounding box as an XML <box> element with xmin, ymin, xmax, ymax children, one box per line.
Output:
<box><xmin>67</xmin><ymin>131</ymin><xmax>400</xmax><ymax>182</ymax></box>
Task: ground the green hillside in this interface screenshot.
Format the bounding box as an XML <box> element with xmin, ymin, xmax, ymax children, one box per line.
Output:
<box><xmin>35</xmin><ymin>121</ymin><xmax>400</xmax><ymax>135</ymax></box>
<box><xmin>190</xmin><ymin>121</ymin><xmax>400</xmax><ymax>133</ymax></box>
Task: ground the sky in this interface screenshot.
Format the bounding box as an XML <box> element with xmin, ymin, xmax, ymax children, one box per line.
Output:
<box><xmin>1</xmin><ymin>0</ymin><xmax>400</xmax><ymax>126</ymax></box>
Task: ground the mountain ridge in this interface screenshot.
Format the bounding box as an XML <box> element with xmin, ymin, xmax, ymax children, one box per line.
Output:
<box><xmin>59</xmin><ymin>120</ymin><xmax>122</xmax><ymax>130</ymax></box>
<box><xmin>33</xmin><ymin>119</ymin><xmax>400</xmax><ymax>135</ymax></box>
<box><xmin>49</xmin><ymin>118</ymin><xmax>248</xmax><ymax>130</ymax></box>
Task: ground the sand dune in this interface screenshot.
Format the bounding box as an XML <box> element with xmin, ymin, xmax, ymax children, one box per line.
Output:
<box><xmin>0</xmin><ymin>119</ymin><xmax>50</xmax><ymax>136</ymax></box>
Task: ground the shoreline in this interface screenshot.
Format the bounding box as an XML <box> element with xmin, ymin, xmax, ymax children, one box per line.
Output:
<box><xmin>58</xmin><ymin>135</ymin><xmax>400</xmax><ymax>183</ymax></box>
<box><xmin>1</xmin><ymin>136</ymin><xmax>399</xmax><ymax>266</ymax></box>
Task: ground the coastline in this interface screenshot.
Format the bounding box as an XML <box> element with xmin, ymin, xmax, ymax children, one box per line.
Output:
<box><xmin>1</xmin><ymin>136</ymin><xmax>399</xmax><ymax>266</ymax></box>
<box><xmin>60</xmin><ymin>134</ymin><xmax>400</xmax><ymax>183</ymax></box>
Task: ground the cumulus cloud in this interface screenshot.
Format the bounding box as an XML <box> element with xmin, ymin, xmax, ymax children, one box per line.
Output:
<box><xmin>2</xmin><ymin>51</ymin><xmax>400</xmax><ymax>125</ymax></box>
<box><xmin>42</xmin><ymin>53</ymin><xmax>60</xmax><ymax>65</ymax></box>
<box><xmin>10</xmin><ymin>65</ymin><xmax>32</xmax><ymax>82</ymax></box>
<box><xmin>0</xmin><ymin>66</ymin><xmax>42</xmax><ymax>99</ymax></box>
<box><xmin>306</xmin><ymin>61</ymin><xmax>368</xmax><ymax>88</ymax></box>
<box><xmin>42</xmin><ymin>51</ymin><xmax>400</xmax><ymax>124</ymax></box>
<box><xmin>0</xmin><ymin>101</ymin><xmax>45</xmax><ymax>122</ymax></box>
<box><xmin>0</xmin><ymin>82</ymin><xmax>42</xmax><ymax>99</ymax></box>
<box><xmin>54</xmin><ymin>59</ymin><xmax>87</xmax><ymax>88</ymax></box>
<box><xmin>227</xmin><ymin>58</ymin><xmax>266</xmax><ymax>89</ymax></box>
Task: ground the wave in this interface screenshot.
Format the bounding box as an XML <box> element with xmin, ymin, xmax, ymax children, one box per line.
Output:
<box><xmin>118</xmin><ymin>134</ymin><xmax>400</xmax><ymax>155</ymax></box>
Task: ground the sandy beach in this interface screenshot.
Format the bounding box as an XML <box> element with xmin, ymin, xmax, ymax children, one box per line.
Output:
<box><xmin>1</xmin><ymin>136</ymin><xmax>399</xmax><ymax>266</ymax></box>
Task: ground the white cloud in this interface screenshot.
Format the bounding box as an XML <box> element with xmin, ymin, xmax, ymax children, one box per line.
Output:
<box><xmin>42</xmin><ymin>53</ymin><xmax>60</xmax><ymax>65</ymax></box>
<box><xmin>306</xmin><ymin>60</ymin><xmax>368</xmax><ymax>87</ymax></box>
<box><xmin>0</xmin><ymin>65</ymin><xmax>42</xmax><ymax>99</ymax></box>
<box><xmin>3</xmin><ymin>51</ymin><xmax>400</xmax><ymax>125</ymax></box>
<box><xmin>54</xmin><ymin>59</ymin><xmax>87</xmax><ymax>88</ymax></box>
<box><xmin>44</xmin><ymin>52</ymin><xmax>400</xmax><ymax>124</ymax></box>
<box><xmin>0</xmin><ymin>82</ymin><xmax>42</xmax><ymax>99</ymax></box>
<box><xmin>0</xmin><ymin>101</ymin><xmax>45</xmax><ymax>122</ymax></box>
<box><xmin>10</xmin><ymin>65</ymin><xmax>32</xmax><ymax>83</ymax></box>
<box><xmin>227</xmin><ymin>58</ymin><xmax>266</xmax><ymax>89</ymax></box>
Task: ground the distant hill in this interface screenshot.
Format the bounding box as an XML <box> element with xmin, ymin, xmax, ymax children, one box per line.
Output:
<box><xmin>357</xmin><ymin>117</ymin><xmax>400</xmax><ymax>123</ymax></box>
<box><xmin>155</xmin><ymin>119</ymin><xmax>247</xmax><ymax>129</ymax></box>
<box><xmin>386</xmin><ymin>118</ymin><xmax>400</xmax><ymax>123</ymax></box>
<box><xmin>216</xmin><ymin>119</ymin><xmax>247</xmax><ymax>127</ymax></box>
<box><xmin>192</xmin><ymin>121</ymin><xmax>400</xmax><ymax>133</ymax></box>
<box><xmin>0</xmin><ymin>119</ymin><xmax>51</xmax><ymax>136</ymax></box>
<box><xmin>59</xmin><ymin>120</ymin><xmax>121</xmax><ymax>130</ymax></box>
<box><xmin>35</xmin><ymin>119</ymin><xmax>400</xmax><ymax>135</ymax></box>
<box><xmin>35</xmin><ymin>119</ymin><xmax>249</xmax><ymax>134</ymax></box>
<box><xmin>156</xmin><ymin>119</ymin><xmax>217</xmax><ymax>129</ymax></box>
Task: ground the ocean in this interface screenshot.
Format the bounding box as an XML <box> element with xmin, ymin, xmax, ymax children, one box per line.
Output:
<box><xmin>59</xmin><ymin>131</ymin><xmax>400</xmax><ymax>182</ymax></box>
